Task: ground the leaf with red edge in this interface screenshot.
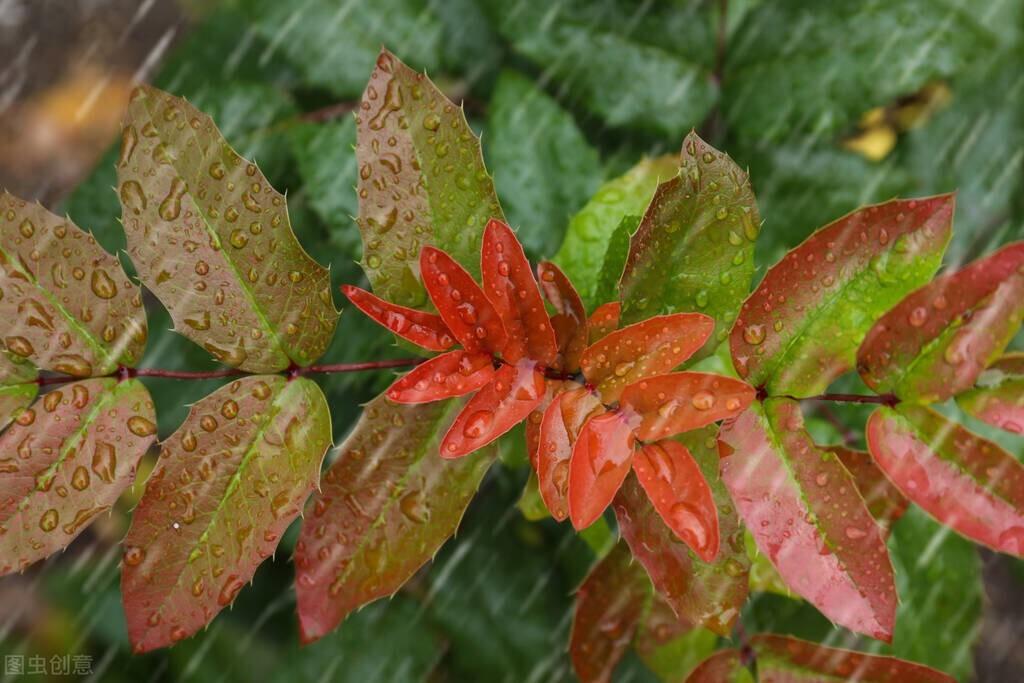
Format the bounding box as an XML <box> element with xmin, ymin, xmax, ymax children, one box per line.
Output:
<box><xmin>588</xmin><ymin>301</ymin><xmax>621</xmax><ymax>343</ymax></box>
<box><xmin>613</xmin><ymin>427</ymin><xmax>749</xmax><ymax>636</ymax></box>
<box><xmin>341</xmin><ymin>284</ymin><xmax>454</xmax><ymax>351</ymax></box>
<box><xmin>122</xmin><ymin>376</ymin><xmax>330</xmax><ymax>652</ymax></box>
<box><xmin>731</xmin><ymin>194</ymin><xmax>954</xmax><ymax>397</ymax></box>
<box><xmin>295</xmin><ymin>394</ymin><xmax>495</xmax><ymax>643</ymax></box>
<box><xmin>633</xmin><ymin>441</ymin><xmax>720</xmax><ymax>562</ymax></box>
<box><xmin>569</xmin><ymin>540</ymin><xmax>651</xmax><ymax>683</ymax></box>
<box><xmin>957</xmin><ymin>353</ymin><xmax>1024</xmax><ymax>434</ymax></box>
<box><xmin>440</xmin><ymin>360</ymin><xmax>545</xmax><ymax>458</ymax></box>
<box><xmin>685</xmin><ymin>649</ymin><xmax>748</xmax><ymax>683</ymax></box>
<box><xmin>538</xmin><ymin>384</ymin><xmax>604</xmax><ymax>521</ymax></box>
<box><xmin>537</xmin><ymin>260</ymin><xmax>588</xmax><ymax>371</ymax></box>
<box><xmin>0</xmin><ymin>379</ymin><xmax>156</xmax><ymax>576</ymax></box>
<box><xmin>569</xmin><ymin>410</ymin><xmax>639</xmax><ymax>529</ymax></box>
<box><xmin>866</xmin><ymin>404</ymin><xmax>1024</xmax><ymax>556</ymax></box>
<box><xmin>832</xmin><ymin>446</ymin><xmax>908</xmax><ymax>532</ymax></box>
<box><xmin>581</xmin><ymin>313</ymin><xmax>714</xmax><ymax>403</ymax></box>
<box><xmin>385</xmin><ymin>351</ymin><xmax>494</xmax><ymax>403</ymax></box>
<box><xmin>420</xmin><ymin>246</ymin><xmax>507</xmax><ymax>354</ymax></box>
<box><xmin>620</xmin><ymin>372</ymin><xmax>755</xmax><ymax>441</ymax></box>
<box><xmin>858</xmin><ymin>241</ymin><xmax>1024</xmax><ymax>402</ymax></box>
<box><xmin>719</xmin><ymin>399</ymin><xmax>897</xmax><ymax>641</ymax></box>
<box><xmin>481</xmin><ymin>219</ymin><xmax>557</xmax><ymax>365</ymax></box>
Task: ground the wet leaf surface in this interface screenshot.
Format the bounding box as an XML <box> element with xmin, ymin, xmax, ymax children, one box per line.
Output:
<box><xmin>0</xmin><ymin>352</ymin><xmax>37</xmax><ymax>432</ymax></box>
<box><xmin>620</xmin><ymin>372</ymin><xmax>754</xmax><ymax>441</ymax></box>
<box><xmin>420</xmin><ymin>246</ymin><xmax>507</xmax><ymax>356</ymax></box>
<box><xmin>341</xmin><ymin>284</ymin><xmax>454</xmax><ymax>352</ymax></box>
<box><xmin>957</xmin><ymin>353</ymin><xmax>1024</xmax><ymax>434</ymax></box>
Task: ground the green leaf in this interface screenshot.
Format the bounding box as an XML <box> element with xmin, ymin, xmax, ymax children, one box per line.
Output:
<box><xmin>295</xmin><ymin>393</ymin><xmax>495</xmax><ymax>643</ymax></box>
<box><xmin>619</xmin><ymin>132</ymin><xmax>759</xmax><ymax>351</ymax></box>
<box><xmin>118</xmin><ymin>85</ymin><xmax>339</xmax><ymax>373</ymax></box>
<box><xmin>633</xmin><ymin>597</ymin><xmax>717</xmax><ymax>682</ymax></box>
<box><xmin>731</xmin><ymin>195</ymin><xmax>953</xmax><ymax>397</ymax></box>
<box><xmin>593</xmin><ymin>214</ymin><xmax>639</xmax><ymax>307</ymax></box>
<box><xmin>485</xmin><ymin>70</ymin><xmax>603</xmax><ymax>260</ymax></box>
<box><xmin>516</xmin><ymin>471</ymin><xmax>550</xmax><ymax>521</ymax></box>
<box><xmin>0</xmin><ymin>352</ymin><xmax>36</xmax><ymax>431</ymax></box>
<box><xmin>554</xmin><ymin>156</ymin><xmax>677</xmax><ymax>309</ymax></box>
<box><xmin>0</xmin><ymin>378</ymin><xmax>157</xmax><ymax>575</ymax></box>
<box><xmin>356</xmin><ymin>49</ymin><xmax>504</xmax><ymax>307</ymax></box>
<box><xmin>957</xmin><ymin>353</ymin><xmax>1024</xmax><ymax>434</ymax></box>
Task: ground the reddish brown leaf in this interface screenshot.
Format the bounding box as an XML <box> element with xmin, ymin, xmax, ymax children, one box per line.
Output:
<box><xmin>957</xmin><ymin>353</ymin><xmax>1024</xmax><ymax>434</ymax></box>
<box><xmin>858</xmin><ymin>241</ymin><xmax>1024</xmax><ymax>401</ymax></box>
<box><xmin>420</xmin><ymin>246</ymin><xmax>507</xmax><ymax>355</ymax></box>
<box><xmin>569</xmin><ymin>410</ymin><xmax>639</xmax><ymax>530</ymax></box>
<box><xmin>719</xmin><ymin>400</ymin><xmax>896</xmax><ymax>641</ymax></box>
<box><xmin>588</xmin><ymin>302</ymin><xmax>621</xmax><ymax>343</ymax></box>
<box><xmin>385</xmin><ymin>351</ymin><xmax>494</xmax><ymax>403</ymax></box>
<box><xmin>620</xmin><ymin>372</ymin><xmax>755</xmax><ymax>441</ymax></box>
<box><xmin>537</xmin><ymin>260</ymin><xmax>588</xmax><ymax>371</ymax></box>
<box><xmin>685</xmin><ymin>649</ymin><xmax>746</xmax><ymax>683</ymax></box>
<box><xmin>580</xmin><ymin>313</ymin><xmax>714</xmax><ymax>403</ymax></box>
<box><xmin>866</xmin><ymin>404</ymin><xmax>1024</xmax><ymax>556</ymax></box>
<box><xmin>537</xmin><ymin>385</ymin><xmax>604</xmax><ymax>521</ymax></box>
<box><xmin>341</xmin><ymin>284</ymin><xmax>454</xmax><ymax>351</ymax></box>
<box><xmin>832</xmin><ymin>446</ymin><xmax>908</xmax><ymax>532</ymax></box>
<box><xmin>481</xmin><ymin>219</ymin><xmax>557</xmax><ymax>365</ymax></box>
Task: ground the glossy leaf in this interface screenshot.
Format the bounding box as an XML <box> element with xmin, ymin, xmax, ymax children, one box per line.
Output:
<box><xmin>730</xmin><ymin>195</ymin><xmax>954</xmax><ymax>396</ymax></box>
<box><xmin>619</xmin><ymin>132</ymin><xmax>759</xmax><ymax>349</ymax></box>
<box><xmin>858</xmin><ymin>242</ymin><xmax>1024</xmax><ymax>401</ymax></box>
<box><xmin>832</xmin><ymin>446</ymin><xmax>908</xmax><ymax>532</ymax></box>
<box><xmin>620</xmin><ymin>372</ymin><xmax>755</xmax><ymax>442</ymax></box>
<box><xmin>866</xmin><ymin>404</ymin><xmax>1024</xmax><ymax>556</ymax></box>
<box><xmin>569</xmin><ymin>541</ymin><xmax>651</xmax><ymax>683</ymax></box>
<box><xmin>119</xmin><ymin>85</ymin><xmax>338</xmax><ymax>372</ymax></box>
<box><xmin>537</xmin><ymin>385</ymin><xmax>604</xmax><ymax>521</ymax></box>
<box><xmin>525</xmin><ymin>379</ymin><xmax>562</xmax><ymax>471</ymax></box>
<box><xmin>719</xmin><ymin>399</ymin><xmax>897</xmax><ymax>641</ymax></box>
<box><xmin>122</xmin><ymin>376</ymin><xmax>330</xmax><ymax>652</ymax></box>
<box><xmin>0</xmin><ymin>352</ymin><xmax>37</xmax><ymax>432</ymax></box>
<box><xmin>356</xmin><ymin>49</ymin><xmax>504</xmax><ymax>307</ymax></box>
<box><xmin>581</xmin><ymin>313</ymin><xmax>714</xmax><ymax>403</ymax></box>
<box><xmin>593</xmin><ymin>214</ymin><xmax>640</xmax><ymax>308</ymax></box>
<box><xmin>957</xmin><ymin>353</ymin><xmax>1024</xmax><ymax>433</ymax></box>
<box><xmin>0</xmin><ymin>378</ymin><xmax>156</xmax><ymax>575</ymax></box>
<box><xmin>537</xmin><ymin>261</ymin><xmax>588</xmax><ymax>372</ymax></box>
<box><xmin>421</xmin><ymin>246</ymin><xmax>507</xmax><ymax>355</ymax></box>
<box><xmin>588</xmin><ymin>302</ymin><xmax>622</xmax><ymax>344</ymax></box>
<box><xmin>341</xmin><ymin>284</ymin><xmax>454</xmax><ymax>352</ymax></box>
<box><xmin>295</xmin><ymin>395</ymin><xmax>495</xmax><ymax>643</ymax></box>
<box><xmin>569</xmin><ymin>410</ymin><xmax>639</xmax><ymax>530</ymax></box>
<box><xmin>1</xmin><ymin>191</ymin><xmax>147</xmax><ymax>375</ymax></box>
<box><xmin>385</xmin><ymin>351</ymin><xmax>493</xmax><ymax>404</ymax></box>
<box><xmin>481</xmin><ymin>219</ymin><xmax>557</xmax><ymax>364</ymax></box>
<box><xmin>632</xmin><ymin>596</ymin><xmax>718</xmax><ymax>683</ymax></box>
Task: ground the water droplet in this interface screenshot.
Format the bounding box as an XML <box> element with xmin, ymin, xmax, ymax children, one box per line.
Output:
<box><xmin>90</xmin><ymin>269</ymin><xmax>118</xmax><ymax>299</ymax></box>
<box><xmin>423</xmin><ymin>113</ymin><xmax>441</xmax><ymax>131</ymax></box>
<box><xmin>158</xmin><ymin>178</ymin><xmax>187</xmax><ymax>220</ymax></box>
<box><xmin>462</xmin><ymin>410</ymin><xmax>494</xmax><ymax>439</ymax></box>
<box><xmin>128</xmin><ymin>416</ymin><xmax>157</xmax><ymax>437</ymax></box>
<box><xmin>845</xmin><ymin>526</ymin><xmax>868</xmax><ymax>540</ymax></box>
<box><xmin>908</xmin><ymin>306</ymin><xmax>927</xmax><ymax>327</ymax></box>
<box><xmin>220</xmin><ymin>399</ymin><xmax>239</xmax><ymax>419</ymax></box>
<box><xmin>5</xmin><ymin>336</ymin><xmax>34</xmax><ymax>357</ymax></box>
<box><xmin>218</xmin><ymin>576</ymin><xmax>245</xmax><ymax>606</ymax></box>
<box><xmin>743</xmin><ymin>324</ymin><xmax>766</xmax><ymax>345</ymax></box>
<box><xmin>120</xmin><ymin>180</ymin><xmax>147</xmax><ymax>215</ymax></box>
<box><xmin>92</xmin><ymin>441</ymin><xmax>117</xmax><ymax>483</ymax></box>
<box><xmin>39</xmin><ymin>509</ymin><xmax>58</xmax><ymax>532</ymax></box>
<box><xmin>71</xmin><ymin>466</ymin><xmax>90</xmax><ymax>491</ymax></box>
<box><xmin>691</xmin><ymin>391</ymin><xmax>715</xmax><ymax>411</ymax></box>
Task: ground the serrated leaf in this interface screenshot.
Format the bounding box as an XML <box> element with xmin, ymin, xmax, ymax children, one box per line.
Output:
<box><xmin>0</xmin><ymin>352</ymin><xmax>37</xmax><ymax>431</ymax></box>
<box><xmin>957</xmin><ymin>353</ymin><xmax>1024</xmax><ymax>433</ymax></box>
<box><xmin>1</xmin><ymin>192</ymin><xmax>147</xmax><ymax>376</ymax></box>
<box><xmin>731</xmin><ymin>195</ymin><xmax>954</xmax><ymax>397</ymax></box>
<box><xmin>633</xmin><ymin>597</ymin><xmax>717</xmax><ymax>683</ymax></box>
<box><xmin>554</xmin><ymin>156</ymin><xmax>678</xmax><ymax>308</ymax></box>
<box><xmin>0</xmin><ymin>378</ymin><xmax>156</xmax><ymax>575</ymax></box>
<box><xmin>719</xmin><ymin>399</ymin><xmax>896</xmax><ymax>640</ymax></box>
<box><xmin>831</xmin><ymin>446</ymin><xmax>908</xmax><ymax>532</ymax></box>
<box><xmin>619</xmin><ymin>133</ymin><xmax>759</xmax><ymax>346</ymax></box>
<box><xmin>122</xmin><ymin>375</ymin><xmax>331</xmax><ymax>652</ymax></box>
<box><xmin>118</xmin><ymin>85</ymin><xmax>338</xmax><ymax>373</ymax></box>
<box><xmin>356</xmin><ymin>49</ymin><xmax>503</xmax><ymax>307</ymax></box>
<box><xmin>858</xmin><ymin>242</ymin><xmax>1024</xmax><ymax>402</ymax></box>
<box><xmin>866</xmin><ymin>404</ymin><xmax>1024</xmax><ymax>556</ymax></box>
<box><xmin>295</xmin><ymin>394</ymin><xmax>495</xmax><ymax>643</ymax></box>
<box><xmin>592</xmin><ymin>214</ymin><xmax>639</xmax><ymax>308</ymax></box>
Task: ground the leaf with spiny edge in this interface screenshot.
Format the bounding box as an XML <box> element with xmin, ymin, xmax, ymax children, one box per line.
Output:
<box><xmin>592</xmin><ymin>214</ymin><xmax>639</xmax><ymax>309</ymax></box>
<box><xmin>619</xmin><ymin>132</ymin><xmax>759</xmax><ymax>356</ymax></box>
<box><xmin>0</xmin><ymin>378</ymin><xmax>156</xmax><ymax>576</ymax></box>
<box><xmin>957</xmin><ymin>353</ymin><xmax>1024</xmax><ymax>434</ymax></box>
<box><xmin>0</xmin><ymin>191</ymin><xmax>147</xmax><ymax>376</ymax></box>
<box><xmin>0</xmin><ymin>351</ymin><xmax>37</xmax><ymax>432</ymax></box>
<box><xmin>356</xmin><ymin>49</ymin><xmax>504</xmax><ymax>308</ymax></box>
<box><xmin>730</xmin><ymin>195</ymin><xmax>954</xmax><ymax>397</ymax></box>
<box><xmin>121</xmin><ymin>375</ymin><xmax>330</xmax><ymax>652</ymax></box>
<box><xmin>118</xmin><ymin>85</ymin><xmax>338</xmax><ymax>374</ymax></box>
<box><xmin>295</xmin><ymin>394</ymin><xmax>495</xmax><ymax>643</ymax></box>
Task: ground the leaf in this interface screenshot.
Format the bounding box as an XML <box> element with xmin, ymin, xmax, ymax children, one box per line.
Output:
<box><xmin>122</xmin><ymin>375</ymin><xmax>331</xmax><ymax>652</ymax></box>
<box><xmin>620</xmin><ymin>372</ymin><xmax>755</xmax><ymax>442</ymax></box>
<box><xmin>569</xmin><ymin>411</ymin><xmax>638</xmax><ymax>530</ymax></box>
<box><xmin>485</xmin><ymin>70</ymin><xmax>603</xmax><ymax>259</ymax></box>
<box><xmin>118</xmin><ymin>85</ymin><xmax>338</xmax><ymax>373</ymax></box>
<box><xmin>537</xmin><ymin>261</ymin><xmax>588</xmax><ymax>372</ymax></box>
<box><xmin>593</xmin><ymin>214</ymin><xmax>639</xmax><ymax>308</ymax></box>
<box><xmin>554</xmin><ymin>156</ymin><xmax>678</xmax><ymax>308</ymax></box>
<box><xmin>341</xmin><ymin>284</ymin><xmax>455</xmax><ymax>352</ymax></box>
<box><xmin>730</xmin><ymin>195</ymin><xmax>954</xmax><ymax>397</ymax></box>
<box><xmin>1</xmin><ymin>192</ymin><xmax>147</xmax><ymax>375</ymax></box>
<box><xmin>589</xmin><ymin>302</ymin><xmax>622</xmax><ymax>343</ymax></box>
<box><xmin>581</xmin><ymin>313</ymin><xmax>714</xmax><ymax>403</ymax></box>
<box><xmin>569</xmin><ymin>540</ymin><xmax>651</xmax><ymax>683</ymax></box>
<box><xmin>686</xmin><ymin>649</ymin><xmax>750</xmax><ymax>683</ymax></box>
<box><xmin>295</xmin><ymin>394</ymin><xmax>495</xmax><ymax>642</ymax></box>
<box><xmin>619</xmin><ymin>133</ymin><xmax>759</xmax><ymax>348</ymax></box>
<box><xmin>420</xmin><ymin>246</ymin><xmax>507</xmax><ymax>355</ymax></box>
<box><xmin>0</xmin><ymin>378</ymin><xmax>156</xmax><ymax>575</ymax></box>
<box><xmin>385</xmin><ymin>351</ymin><xmax>493</xmax><ymax>403</ymax></box>
<box><xmin>857</xmin><ymin>242</ymin><xmax>1024</xmax><ymax>402</ymax></box>
<box><xmin>632</xmin><ymin>597</ymin><xmax>718</xmax><ymax>683</ymax></box>
<box><xmin>866</xmin><ymin>404</ymin><xmax>1024</xmax><ymax>556</ymax></box>
<box><xmin>957</xmin><ymin>353</ymin><xmax>1024</xmax><ymax>433</ymax></box>
<box><xmin>538</xmin><ymin>385</ymin><xmax>604</xmax><ymax>522</ymax></box>
<box><xmin>719</xmin><ymin>399</ymin><xmax>896</xmax><ymax>640</ymax></box>
<box><xmin>356</xmin><ymin>49</ymin><xmax>504</xmax><ymax>307</ymax></box>
<box><xmin>831</xmin><ymin>446</ymin><xmax>908</xmax><ymax>532</ymax></box>
<box><xmin>0</xmin><ymin>352</ymin><xmax>37</xmax><ymax>431</ymax></box>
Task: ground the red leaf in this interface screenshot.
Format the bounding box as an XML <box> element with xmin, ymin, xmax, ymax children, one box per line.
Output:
<box><xmin>341</xmin><ymin>284</ymin><xmax>455</xmax><ymax>351</ymax></box>
<box><xmin>957</xmin><ymin>353</ymin><xmax>1024</xmax><ymax>434</ymax></box>
<box><xmin>580</xmin><ymin>313</ymin><xmax>714</xmax><ymax>403</ymax></box>
<box><xmin>420</xmin><ymin>246</ymin><xmax>507</xmax><ymax>354</ymax></box>
<box><xmin>538</xmin><ymin>385</ymin><xmax>604</xmax><ymax>521</ymax></box>
<box><xmin>831</xmin><ymin>446</ymin><xmax>908</xmax><ymax>532</ymax></box>
<box><xmin>525</xmin><ymin>380</ymin><xmax>562</xmax><ymax>471</ymax></box>
<box><xmin>440</xmin><ymin>360</ymin><xmax>545</xmax><ymax>458</ymax></box>
<box><xmin>633</xmin><ymin>441</ymin><xmax>720</xmax><ymax>562</ymax></box>
<box><xmin>569</xmin><ymin>541</ymin><xmax>651</xmax><ymax>683</ymax></box>
<box><xmin>866</xmin><ymin>404</ymin><xmax>1024</xmax><ymax>556</ymax></box>
<box><xmin>858</xmin><ymin>241</ymin><xmax>1024</xmax><ymax>401</ymax></box>
<box><xmin>719</xmin><ymin>400</ymin><xmax>896</xmax><ymax>641</ymax></box>
<box><xmin>385</xmin><ymin>351</ymin><xmax>494</xmax><ymax>403</ymax></box>
<box><xmin>537</xmin><ymin>260</ymin><xmax>588</xmax><ymax>371</ymax></box>
<box><xmin>569</xmin><ymin>410</ymin><xmax>639</xmax><ymax>529</ymax></box>
<box><xmin>588</xmin><ymin>302</ymin><xmax>621</xmax><ymax>343</ymax></box>
<box><xmin>620</xmin><ymin>372</ymin><xmax>755</xmax><ymax>441</ymax></box>
<box><xmin>685</xmin><ymin>649</ymin><xmax>745</xmax><ymax>683</ymax></box>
